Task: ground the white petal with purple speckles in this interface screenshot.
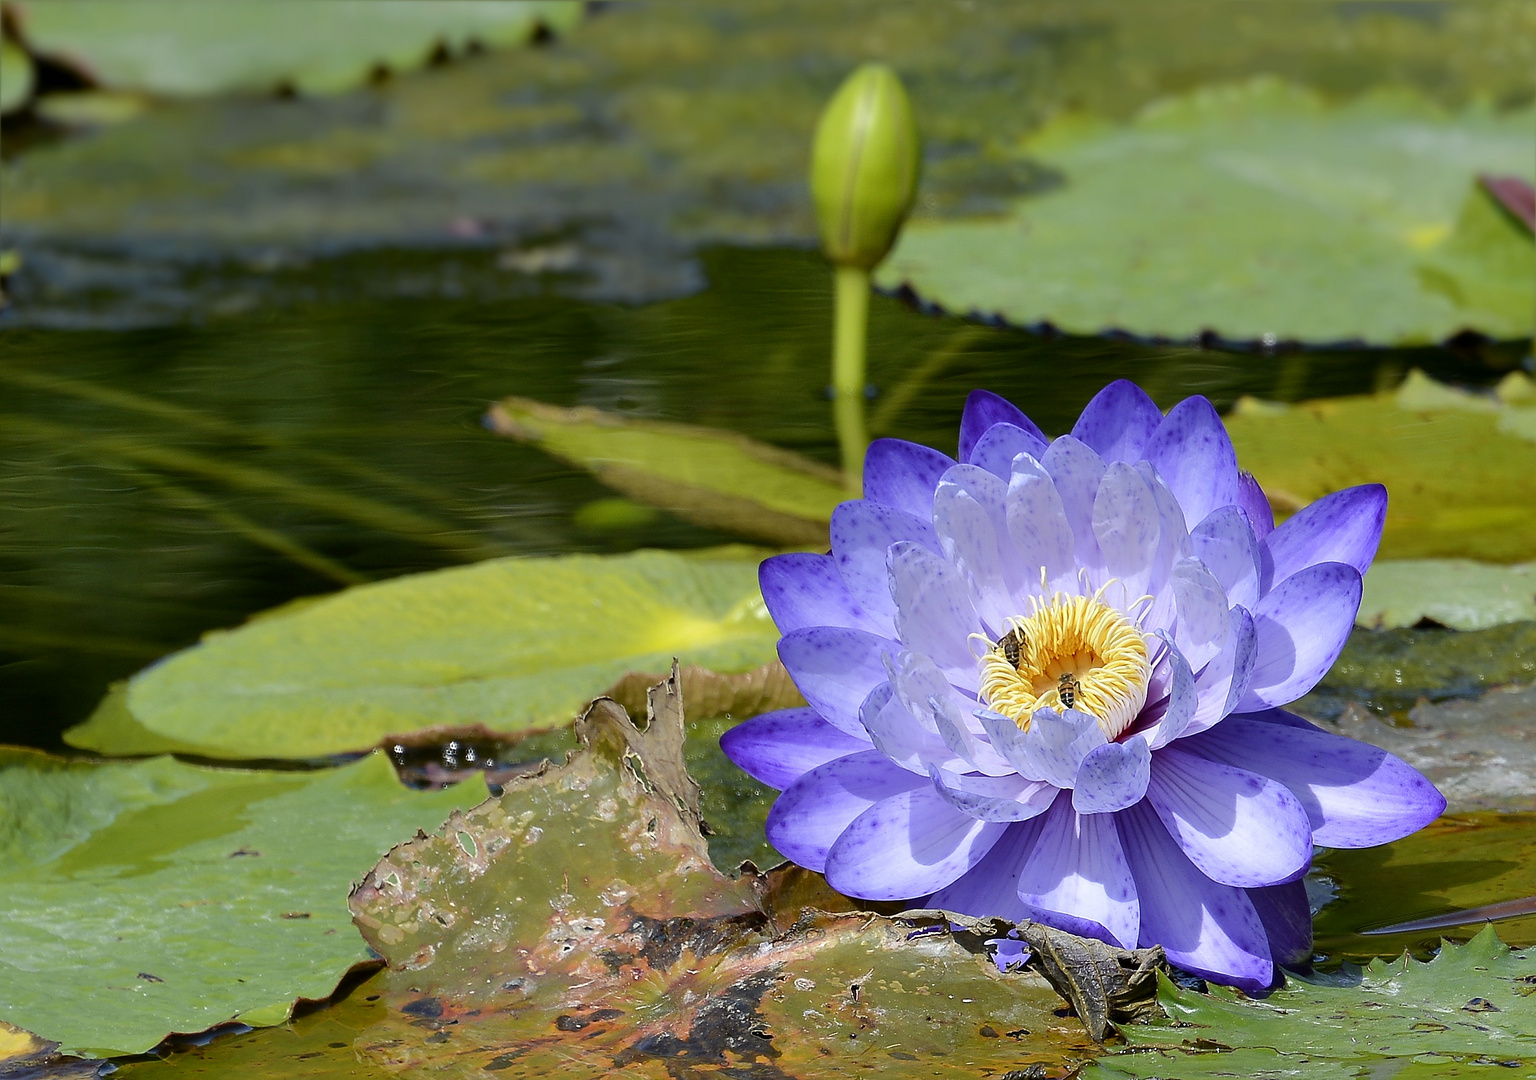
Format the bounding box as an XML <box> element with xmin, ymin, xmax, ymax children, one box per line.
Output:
<box><xmin>1191</xmin><ymin>506</ymin><xmax>1262</xmax><ymax>611</ymax></box>
<box><xmin>1092</xmin><ymin>462</ymin><xmax>1160</xmax><ymax>606</ymax></box>
<box><xmin>928</xmin><ymin>765</ymin><xmax>1057</xmax><ymax>822</ymax></box>
<box><xmin>970</xmin><ymin>422</ymin><xmax>1050</xmax><ymax>482</ymax></box>
<box><xmin>1171</xmin><ymin>557</ymin><xmax>1230</xmax><ymax>672</ymax></box>
<box><xmin>825</xmin><ymin>787</ymin><xmax>1009</xmax><ymax>900</ymax></box>
<box><xmin>1006</xmin><ymin>455</ymin><xmax>1077</xmax><ymax>595</ymax></box>
<box><xmin>889</xmin><ymin>541</ymin><xmax>983</xmax><ymax>686</ymax></box>
<box><xmin>1042</xmin><ymin>436</ymin><xmax>1108</xmax><ymax>573</ymax></box>
<box><xmin>1073</xmin><ymin>736</ymin><xmax>1152</xmax><ymax>814</ymax></box>
<box><xmin>830</xmin><ymin>500</ymin><xmax>938</xmax><ymax>631</ymax></box>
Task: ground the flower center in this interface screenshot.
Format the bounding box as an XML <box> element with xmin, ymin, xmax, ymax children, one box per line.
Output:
<box><xmin>977</xmin><ymin>591</ymin><xmax>1151</xmax><ymax>740</ymax></box>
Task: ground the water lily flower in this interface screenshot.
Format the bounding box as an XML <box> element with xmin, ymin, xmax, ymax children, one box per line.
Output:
<box><xmin>723</xmin><ymin>381</ymin><xmax>1444</xmax><ymax>992</ymax></box>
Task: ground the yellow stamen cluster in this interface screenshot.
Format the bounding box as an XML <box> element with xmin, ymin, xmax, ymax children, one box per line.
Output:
<box><xmin>977</xmin><ymin>589</ymin><xmax>1151</xmax><ymax>740</ymax></box>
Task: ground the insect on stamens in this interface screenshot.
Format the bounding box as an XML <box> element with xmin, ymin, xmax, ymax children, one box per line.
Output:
<box><xmin>1057</xmin><ymin>672</ymin><xmax>1081</xmax><ymax>710</ymax></box>
<box><xmin>995</xmin><ymin>628</ymin><xmax>1024</xmax><ymax>670</ymax></box>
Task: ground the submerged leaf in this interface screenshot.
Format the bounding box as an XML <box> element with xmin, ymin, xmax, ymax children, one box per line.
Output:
<box><xmin>877</xmin><ymin>80</ymin><xmax>1534</xmax><ymax>344</ymax></box>
<box><xmin>0</xmin><ymin>749</ymin><xmax>486</xmax><ymax>1057</ymax></box>
<box><xmin>347</xmin><ymin>672</ymin><xmax>1106</xmax><ymax>1076</ymax></box>
<box><xmin>69</xmin><ymin>549</ymin><xmax>779</xmax><ymax>759</ymax></box>
<box><xmin>1090</xmin><ymin>927</ymin><xmax>1536</xmax><ymax>1077</ymax></box>
<box><xmin>487</xmin><ymin>397</ymin><xmax>843</xmax><ymax>546</ymax></box>
<box><xmin>1226</xmin><ymin>373</ymin><xmax>1536</xmax><ymax>562</ymax></box>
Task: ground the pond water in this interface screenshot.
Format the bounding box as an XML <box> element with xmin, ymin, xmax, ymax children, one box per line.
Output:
<box><xmin>0</xmin><ymin>244</ymin><xmax>1514</xmax><ymax>750</ymax></box>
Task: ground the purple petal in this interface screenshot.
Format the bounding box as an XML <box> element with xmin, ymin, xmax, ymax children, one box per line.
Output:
<box><xmin>1007</xmin><ymin>455</ymin><xmax>1077</xmax><ymax>593</ymax></box>
<box><xmin>1092</xmin><ymin>462</ymin><xmax>1161</xmax><ymax>607</ymax></box>
<box><xmin>766</xmin><ymin>750</ymin><xmax>925</xmax><ymax>872</ymax></box>
<box><xmin>721</xmin><ymin>707</ymin><xmax>872</xmax><ymax>790</ymax></box>
<box><xmin>825</xmin><ymin>786</ymin><xmax>1009</xmax><ymax>900</ymax></box>
<box><xmin>959</xmin><ymin>390</ymin><xmax>1047</xmax><ymax>461</ymax></box>
<box><xmin>1142</xmin><ymin>640</ymin><xmax>1196</xmax><ymax>750</ymax></box>
<box><xmin>760</xmin><ymin>553</ymin><xmax>883</xmax><ymax>635</ymax></box>
<box><xmin>1191</xmin><ymin>506</ymin><xmax>1261</xmax><ymax>611</ymax></box>
<box><xmin>1041</xmin><ymin>436</ymin><xmax>1108</xmax><ymax>570</ymax></box>
<box><xmin>1073</xmin><ymin>736</ymin><xmax>1152</xmax><ymax>814</ymax></box>
<box><xmin>970</xmin><ymin>423</ymin><xmax>1050</xmax><ymax>481</ymax></box>
<box><xmin>1145</xmin><ymin>397</ymin><xmax>1240</xmax><ymax>530</ymax></box>
<box><xmin>927</xmin><ymin>818</ymin><xmax>1048</xmax><ymax>922</ymax></box>
<box><xmin>830</xmin><ymin>500</ymin><xmax>938</xmax><ymax>629</ymax></box>
<box><xmin>778</xmin><ymin>626</ymin><xmax>900</xmax><ymax>738</ymax></box>
<box><xmin>859</xmin><ymin>683</ymin><xmax>951</xmax><ymax>775</ymax></box>
<box><xmin>1183</xmin><ymin>606</ymin><xmax>1257</xmax><ymax>738</ymax></box>
<box><xmin>1171</xmin><ymin>558</ymin><xmax>1231</xmax><ymax>673</ymax></box>
<box><xmin>1019</xmin><ymin>793</ymin><xmax>1140</xmax><ymax>949</ymax></box>
<box><xmin>1117</xmin><ymin>800</ymin><xmax>1275</xmax><ymax>993</ymax></box>
<box><xmin>1146</xmin><ymin>746</ymin><xmax>1313</xmax><ymax>888</ymax></box>
<box><xmin>934</xmin><ymin>467</ymin><xmax>1017</xmax><ymax>630</ymax></box>
<box><xmin>1236</xmin><ymin>471</ymin><xmax>1275</xmax><ymax>540</ymax></box>
<box><xmin>1022</xmin><ymin>708</ymin><xmax>1105</xmax><ymax>789</ymax></box>
<box><xmin>1261</xmin><ymin>485</ymin><xmax>1387</xmax><ymax>592</ymax></box>
<box><xmin>887</xmin><ymin>651</ymin><xmax>1011</xmax><ymax>776</ymax></box>
<box><xmin>1071</xmin><ymin>380</ymin><xmax>1164</xmax><ymax>465</ymax></box>
<box><xmin>1134</xmin><ymin>462</ymin><xmax>1192</xmax><ymax>631</ymax></box>
<box><xmin>975</xmin><ymin>709</ymin><xmax>1034</xmax><ymax>778</ymax></box>
<box><xmin>1184</xmin><ymin>713</ymin><xmax>1445</xmax><ymax>848</ymax></box>
<box><xmin>1237</xmin><ymin>562</ymin><xmax>1362</xmax><ymax>711</ymax></box>
<box><xmin>1247</xmin><ymin>880</ymin><xmax>1313</xmax><ymax>967</ymax></box>
<box><xmin>889</xmin><ymin>541</ymin><xmax>982</xmax><ymax>683</ymax></box>
<box><xmin>863</xmin><ymin>438</ymin><xmax>956</xmax><ymax>518</ymax></box>
<box><xmin>928</xmin><ymin>765</ymin><xmax>1057</xmax><ymax>822</ymax></box>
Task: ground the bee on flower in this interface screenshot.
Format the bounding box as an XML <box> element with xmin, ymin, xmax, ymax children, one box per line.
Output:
<box><xmin>722</xmin><ymin>381</ymin><xmax>1444</xmax><ymax>992</ymax></box>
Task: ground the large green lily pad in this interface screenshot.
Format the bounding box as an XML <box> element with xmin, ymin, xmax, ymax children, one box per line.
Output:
<box><xmin>1227</xmin><ymin>372</ymin><xmax>1536</xmax><ymax>562</ymax></box>
<box><xmin>347</xmin><ymin>672</ymin><xmax>1106</xmax><ymax>1078</ymax></box>
<box><xmin>0</xmin><ymin>748</ymin><xmax>487</xmax><ymax>1057</ymax></box>
<box><xmin>487</xmin><ymin>397</ymin><xmax>843</xmax><ymax>546</ymax></box>
<box><xmin>12</xmin><ymin>1</ymin><xmax>578</xmax><ymax>97</ymax></box>
<box><xmin>1088</xmin><ymin>927</ymin><xmax>1536</xmax><ymax>1078</ymax></box>
<box><xmin>67</xmin><ymin>549</ymin><xmax>778</xmax><ymax>760</ymax></box>
<box><xmin>1360</xmin><ymin>559</ymin><xmax>1536</xmax><ymax>630</ymax></box>
<box><xmin>877</xmin><ymin>80</ymin><xmax>1534</xmax><ymax>344</ymax></box>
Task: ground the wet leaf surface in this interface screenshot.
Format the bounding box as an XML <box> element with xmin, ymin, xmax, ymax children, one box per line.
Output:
<box><xmin>1088</xmin><ymin>928</ymin><xmax>1536</xmax><ymax>1078</ymax></box>
<box><xmin>346</xmin><ymin>671</ymin><xmax>1103</xmax><ymax>1078</ymax></box>
<box><xmin>12</xmin><ymin>1</ymin><xmax>576</xmax><ymax>97</ymax></box>
<box><xmin>1227</xmin><ymin>374</ymin><xmax>1536</xmax><ymax>562</ymax></box>
<box><xmin>487</xmin><ymin>397</ymin><xmax>843</xmax><ymax>546</ymax></box>
<box><xmin>1359</xmin><ymin>560</ymin><xmax>1536</xmax><ymax>630</ymax></box>
<box><xmin>1315</xmin><ymin>812</ymin><xmax>1536</xmax><ymax>962</ymax></box>
<box><xmin>0</xmin><ymin>749</ymin><xmax>487</xmax><ymax>1057</ymax></box>
<box><xmin>70</xmin><ymin>549</ymin><xmax>778</xmax><ymax>759</ymax></box>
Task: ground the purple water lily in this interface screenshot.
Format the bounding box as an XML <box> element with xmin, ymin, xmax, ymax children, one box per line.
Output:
<box><xmin>723</xmin><ymin>382</ymin><xmax>1444</xmax><ymax>992</ymax></box>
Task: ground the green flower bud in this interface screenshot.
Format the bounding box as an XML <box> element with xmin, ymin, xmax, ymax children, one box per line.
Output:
<box><xmin>810</xmin><ymin>63</ymin><xmax>920</xmax><ymax>270</ymax></box>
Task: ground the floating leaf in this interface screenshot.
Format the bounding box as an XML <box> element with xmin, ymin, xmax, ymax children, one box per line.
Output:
<box><xmin>0</xmin><ymin>37</ymin><xmax>34</xmax><ymax>115</ymax></box>
<box><xmin>347</xmin><ymin>672</ymin><xmax>1106</xmax><ymax>1077</ymax></box>
<box><xmin>1314</xmin><ymin>810</ymin><xmax>1536</xmax><ymax>960</ymax></box>
<box><xmin>877</xmin><ymin>80</ymin><xmax>1535</xmax><ymax>344</ymax></box>
<box><xmin>67</xmin><ymin>549</ymin><xmax>778</xmax><ymax>760</ymax></box>
<box><xmin>1360</xmin><ymin>559</ymin><xmax>1536</xmax><ymax>630</ymax></box>
<box><xmin>1226</xmin><ymin>373</ymin><xmax>1536</xmax><ymax>562</ymax></box>
<box><xmin>0</xmin><ymin>749</ymin><xmax>487</xmax><ymax>1057</ymax></box>
<box><xmin>1088</xmin><ymin>928</ymin><xmax>1536</xmax><ymax>1078</ymax></box>
<box><xmin>487</xmin><ymin>397</ymin><xmax>843</xmax><ymax>547</ymax></box>
<box><xmin>12</xmin><ymin>1</ymin><xmax>579</xmax><ymax>97</ymax></box>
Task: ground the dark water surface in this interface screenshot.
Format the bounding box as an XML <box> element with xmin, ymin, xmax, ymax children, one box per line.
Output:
<box><xmin>0</xmin><ymin>245</ymin><xmax>1517</xmax><ymax>749</ymax></box>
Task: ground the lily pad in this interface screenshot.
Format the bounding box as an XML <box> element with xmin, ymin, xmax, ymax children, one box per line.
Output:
<box><xmin>0</xmin><ymin>748</ymin><xmax>487</xmax><ymax>1057</ymax></box>
<box><xmin>11</xmin><ymin>1</ymin><xmax>578</xmax><ymax>97</ymax></box>
<box><xmin>347</xmin><ymin>671</ymin><xmax>1106</xmax><ymax>1077</ymax></box>
<box><xmin>1359</xmin><ymin>559</ymin><xmax>1536</xmax><ymax>630</ymax></box>
<box><xmin>1226</xmin><ymin>373</ymin><xmax>1536</xmax><ymax>562</ymax></box>
<box><xmin>67</xmin><ymin>549</ymin><xmax>778</xmax><ymax>760</ymax></box>
<box><xmin>0</xmin><ymin>37</ymin><xmax>34</xmax><ymax>115</ymax></box>
<box><xmin>486</xmin><ymin>397</ymin><xmax>843</xmax><ymax>546</ymax></box>
<box><xmin>877</xmin><ymin>80</ymin><xmax>1535</xmax><ymax>344</ymax></box>
<box><xmin>1088</xmin><ymin>927</ymin><xmax>1536</xmax><ymax>1078</ymax></box>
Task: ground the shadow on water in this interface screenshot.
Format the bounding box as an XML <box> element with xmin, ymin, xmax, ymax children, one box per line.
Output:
<box><xmin>0</xmin><ymin>245</ymin><xmax>1521</xmax><ymax>748</ymax></box>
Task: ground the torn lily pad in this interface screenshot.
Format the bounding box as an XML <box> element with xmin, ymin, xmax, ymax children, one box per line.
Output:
<box><xmin>0</xmin><ymin>749</ymin><xmax>486</xmax><ymax>1057</ymax></box>
<box><xmin>347</xmin><ymin>671</ymin><xmax>1110</xmax><ymax>1077</ymax></box>
<box><xmin>70</xmin><ymin>549</ymin><xmax>778</xmax><ymax>760</ymax></box>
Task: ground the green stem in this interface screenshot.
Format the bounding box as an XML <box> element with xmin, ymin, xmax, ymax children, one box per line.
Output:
<box><xmin>832</xmin><ymin>264</ymin><xmax>870</xmax><ymax>496</ymax></box>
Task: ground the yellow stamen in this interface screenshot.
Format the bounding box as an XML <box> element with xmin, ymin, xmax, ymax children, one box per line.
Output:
<box><xmin>978</xmin><ymin>588</ymin><xmax>1150</xmax><ymax>740</ymax></box>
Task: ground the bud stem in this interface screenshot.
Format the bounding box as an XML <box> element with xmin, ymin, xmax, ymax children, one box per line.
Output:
<box><xmin>832</xmin><ymin>264</ymin><xmax>870</xmax><ymax>495</ymax></box>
